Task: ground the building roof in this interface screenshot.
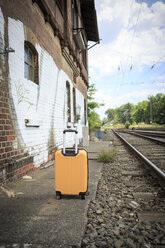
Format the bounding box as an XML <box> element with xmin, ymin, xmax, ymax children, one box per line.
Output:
<box><xmin>81</xmin><ymin>0</ymin><xmax>99</xmax><ymax>42</ymax></box>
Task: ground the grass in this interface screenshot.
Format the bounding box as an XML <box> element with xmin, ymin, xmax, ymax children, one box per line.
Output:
<box><xmin>101</xmin><ymin>123</ymin><xmax>165</xmax><ymax>131</ymax></box>
<box><xmin>97</xmin><ymin>148</ymin><xmax>117</xmax><ymax>163</ymax></box>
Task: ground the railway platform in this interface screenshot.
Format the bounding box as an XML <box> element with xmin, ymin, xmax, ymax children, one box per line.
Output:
<box><xmin>0</xmin><ymin>141</ymin><xmax>112</xmax><ymax>248</ymax></box>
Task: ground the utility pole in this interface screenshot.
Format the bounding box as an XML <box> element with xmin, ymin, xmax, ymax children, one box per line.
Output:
<box><xmin>150</xmin><ymin>100</ymin><xmax>153</xmax><ymax>124</ymax></box>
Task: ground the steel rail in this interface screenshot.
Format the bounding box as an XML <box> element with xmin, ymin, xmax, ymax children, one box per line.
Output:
<box><xmin>113</xmin><ymin>130</ymin><xmax>165</xmax><ymax>181</ymax></box>
<box><xmin>116</xmin><ymin>130</ymin><xmax>165</xmax><ymax>146</ymax></box>
<box><xmin>133</xmin><ymin>128</ymin><xmax>165</xmax><ymax>132</ymax></box>
<box><xmin>132</xmin><ymin>130</ymin><xmax>165</xmax><ymax>138</ymax></box>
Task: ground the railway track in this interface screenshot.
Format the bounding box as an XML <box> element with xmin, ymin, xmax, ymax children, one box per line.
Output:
<box><xmin>117</xmin><ymin>128</ymin><xmax>165</xmax><ymax>143</ymax></box>
<box><xmin>82</xmin><ymin>130</ymin><xmax>165</xmax><ymax>248</ymax></box>
<box><xmin>113</xmin><ymin>129</ymin><xmax>165</xmax><ymax>180</ymax></box>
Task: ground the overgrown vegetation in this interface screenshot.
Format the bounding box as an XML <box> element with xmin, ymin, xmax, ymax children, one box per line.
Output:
<box><xmin>88</xmin><ymin>84</ymin><xmax>104</xmax><ymax>133</ymax></box>
<box><xmin>104</xmin><ymin>93</ymin><xmax>165</xmax><ymax>126</ymax></box>
<box><xmin>97</xmin><ymin>148</ymin><xmax>117</xmax><ymax>163</ymax></box>
<box><xmin>125</xmin><ymin>121</ymin><xmax>131</xmax><ymax>129</ymax></box>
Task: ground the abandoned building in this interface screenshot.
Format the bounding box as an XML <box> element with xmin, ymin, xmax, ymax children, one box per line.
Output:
<box><xmin>0</xmin><ymin>0</ymin><xmax>99</xmax><ymax>182</ymax></box>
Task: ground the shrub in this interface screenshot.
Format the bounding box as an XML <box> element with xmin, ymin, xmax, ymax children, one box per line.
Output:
<box><xmin>125</xmin><ymin>121</ymin><xmax>130</xmax><ymax>129</ymax></box>
<box><xmin>97</xmin><ymin>148</ymin><xmax>117</xmax><ymax>163</ymax></box>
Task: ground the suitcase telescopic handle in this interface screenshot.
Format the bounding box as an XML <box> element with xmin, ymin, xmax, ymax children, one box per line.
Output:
<box><xmin>63</xmin><ymin>129</ymin><xmax>78</xmax><ymax>154</ymax></box>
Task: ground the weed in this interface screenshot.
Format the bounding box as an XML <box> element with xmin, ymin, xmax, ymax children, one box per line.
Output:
<box><xmin>97</xmin><ymin>148</ymin><xmax>117</xmax><ymax>163</ymax></box>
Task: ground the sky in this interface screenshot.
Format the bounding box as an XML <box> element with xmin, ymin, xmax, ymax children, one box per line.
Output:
<box><xmin>88</xmin><ymin>0</ymin><xmax>165</xmax><ymax>120</ymax></box>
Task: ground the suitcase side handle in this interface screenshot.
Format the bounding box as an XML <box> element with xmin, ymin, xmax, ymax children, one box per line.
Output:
<box><xmin>63</xmin><ymin>129</ymin><xmax>78</xmax><ymax>154</ymax></box>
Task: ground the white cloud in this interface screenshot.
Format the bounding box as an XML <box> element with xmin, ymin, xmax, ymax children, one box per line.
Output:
<box><xmin>153</xmin><ymin>82</ymin><xmax>165</xmax><ymax>86</ymax></box>
<box><xmin>95</xmin><ymin>87</ymin><xmax>165</xmax><ymax>119</ymax></box>
<box><xmin>89</xmin><ymin>0</ymin><xmax>165</xmax><ymax>119</ymax></box>
<box><xmin>153</xmin><ymin>74</ymin><xmax>165</xmax><ymax>80</ymax></box>
<box><xmin>90</xmin><ymin>0</ymin><xmax>165</xmax><ymax>79</ymax></box>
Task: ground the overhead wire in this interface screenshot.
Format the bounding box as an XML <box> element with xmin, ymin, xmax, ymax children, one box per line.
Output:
<box><xmin>120</xmin><ymin>56</ymin><xmax>165</xmax><ymax>86</ymax></box>
<box><xmin>116</xmin><ymin>0</ymin><xmax>165</xmax><ymax>88</ymax></box>
<box><xmin>117</xmin><ymin>0</ymin><xmax>134</xmax><ymax>79</ymax></box>
<box><xmin>121</xmin><ymin>0</ymin><xmax>144</xmax><ymax>84</ymax></box>
<box><xmin>150</xmin><ymin>54</ymin><xmax>165</xmax><ymax>69</ymax></box>
<box><xmin>115</xmin><ymin>0</ymin><xmax>164</xmax><ymax>87</ymax></box>
<box><xmin>132</xmin><ymin>54</ymin><xmax>165</xmax><ymax>85</ymax></box>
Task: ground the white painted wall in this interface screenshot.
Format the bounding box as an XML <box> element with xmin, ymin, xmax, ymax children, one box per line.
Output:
<box><xmin>2</xmin><ymin>14</ymin><xmax>88</xmax><ymax>167</ymax></box>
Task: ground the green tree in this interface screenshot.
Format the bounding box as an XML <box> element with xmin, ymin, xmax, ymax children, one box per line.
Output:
<box><xmin>148</xmin><ymin>94</ymin><xmax>165</xmax><ymax>124</ymax></box>
<box><xmin>133</xmin><ymin>100</ymin><xmax>149</xmax><ymax>124</ymax></box>
<box><xmin>88</xmin><ymin>111</ymin><xmax>101</xmax><ymax>131</ymax></box>
<box><xmin>87</xmin><ymin>84</ymin><xmax>102</xmax><ymax>133</ymax></box>
<box><xmin>114</xmin><ymin>103</ymin><xmax>135</xmax><ymax>124</ymax></box>
<box><xmin>104</xmin><ymin>93</ymin><xmax>165</xmax><ymax>126</ymax></box>
<box><xmin>105</xmin><ymin>108</ymin><xmax>115</xmax><ymax>122</ymax></box>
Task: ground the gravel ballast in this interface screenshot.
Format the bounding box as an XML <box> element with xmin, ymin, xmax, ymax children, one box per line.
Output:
<box><xmin>81</xmin><ymin>133</ymin><xmax>165</xmax><ymax>248</ymax></box>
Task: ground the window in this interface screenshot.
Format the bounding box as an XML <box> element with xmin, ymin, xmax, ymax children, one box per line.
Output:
<box><xmin>73</xmin><ymin>88</ymin><xmax>76</xmax><ymax>122</ymax></box>
<box><xmin>66</xmin><ymin>81</ymin><xmax>71</xmax><ymax>123</ymax></box>
<box><xmin>24</xmin><ymin>41</ymin><xmax>38</xmax><ymax>84</ymax></box>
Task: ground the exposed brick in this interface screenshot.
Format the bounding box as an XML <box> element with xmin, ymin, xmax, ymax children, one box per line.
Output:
<box><xmin>3</xmin><ymin>103</ymin><xmax>8</xmax><ymax>108</ymax></box>
<box><xmin>8</xmin><ymin>135</ymin><xmax>15</xmax><ymax>141</ymax></box>
<box><xmin>0</xmin><ymin>114</ymin><xmax>7</xmax><ymax>119</ymax></box>
<box><xmin>4</xmin><ymin>125</ymin><xmax>11</xmax><ymax>130</ymax></box>
<box><xmin>11</xmin><ymin>151</ymin><xmax>15</xmax><ymax>156</ymax></box>
<box><xmin>7</xmin><ymin>142</ymin><xmax>12</xmax><ymax>146</ymax></box>
<box><xmin>0</xmin><ymin>136</ymin><xmax>7</xmax><ymax>142</ymax></box>
<box><xmin>0</xmin><ymin>0</ymin><xmax>89</xmax><ymax>183</ymax></box>
<box><xmin>5</xmin><ymin>147</ymin><xmax>12</xmax><ymax>152</ymax></box>
<box><xmin>6</xmin><ymin>152</ymin><xmax>12</xmax><ymax>158</ymax></box>
<box><xmin>0</xmin><ymin>148</ymin><xmax>4</xmax><ymax>153</ymax></box>
<box><xmin>6</xmin><ymin>120</ymin><xmax>12</xmax><ymax>125</ymax></box>
<box><xmin>2</xmin><ymin>154</ymin><xmax>6</xmax><ymax>159</ymax></box>
<box><xmin>2</xmin><ymin>108</ymin><xmax>6</xmax><ymax>113</ymax></box>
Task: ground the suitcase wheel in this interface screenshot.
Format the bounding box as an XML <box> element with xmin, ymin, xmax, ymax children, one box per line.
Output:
<box><xmin>80</xmin><ymin>193</ymin><xmax>86</xmax><ymax>200</ymax></box>
<box><xmin>56</xmin><ymin>191</ymin><xmax>61</xmax><ymax>200</ymax></box>
<box><xmin>86</xmin><ymin>191</ymin><xmax>89</xmax><ymax>196</ymax></box>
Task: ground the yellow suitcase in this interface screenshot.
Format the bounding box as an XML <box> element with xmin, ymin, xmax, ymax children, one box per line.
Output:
<box><xmin>55</xmin><ymin>129</ymin><xmax>88</xmax><ymax>199</ymax></box>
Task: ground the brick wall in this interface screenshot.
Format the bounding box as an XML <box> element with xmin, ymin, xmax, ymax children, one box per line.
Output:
<box><xmin>0</xmin><ymin>1</ymin><xmax>89</xmax><ymax>183</ymax></box>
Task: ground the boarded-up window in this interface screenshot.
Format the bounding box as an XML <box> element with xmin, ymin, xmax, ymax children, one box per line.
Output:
<box><xmin>24</xmin><ymin>41</ymin><xmax>38</xmax><ymax>84</ymax></box>
<box><xmin>66</xmin><ymin>81</ymin><xmax>71</xmax><ymax>122</ymax></box>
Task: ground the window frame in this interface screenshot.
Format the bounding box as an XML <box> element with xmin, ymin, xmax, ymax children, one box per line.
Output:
<box><xmin>24</xmin><ymin>41</ymin><xmax>38</xmax><ymax>84</ymax></box>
